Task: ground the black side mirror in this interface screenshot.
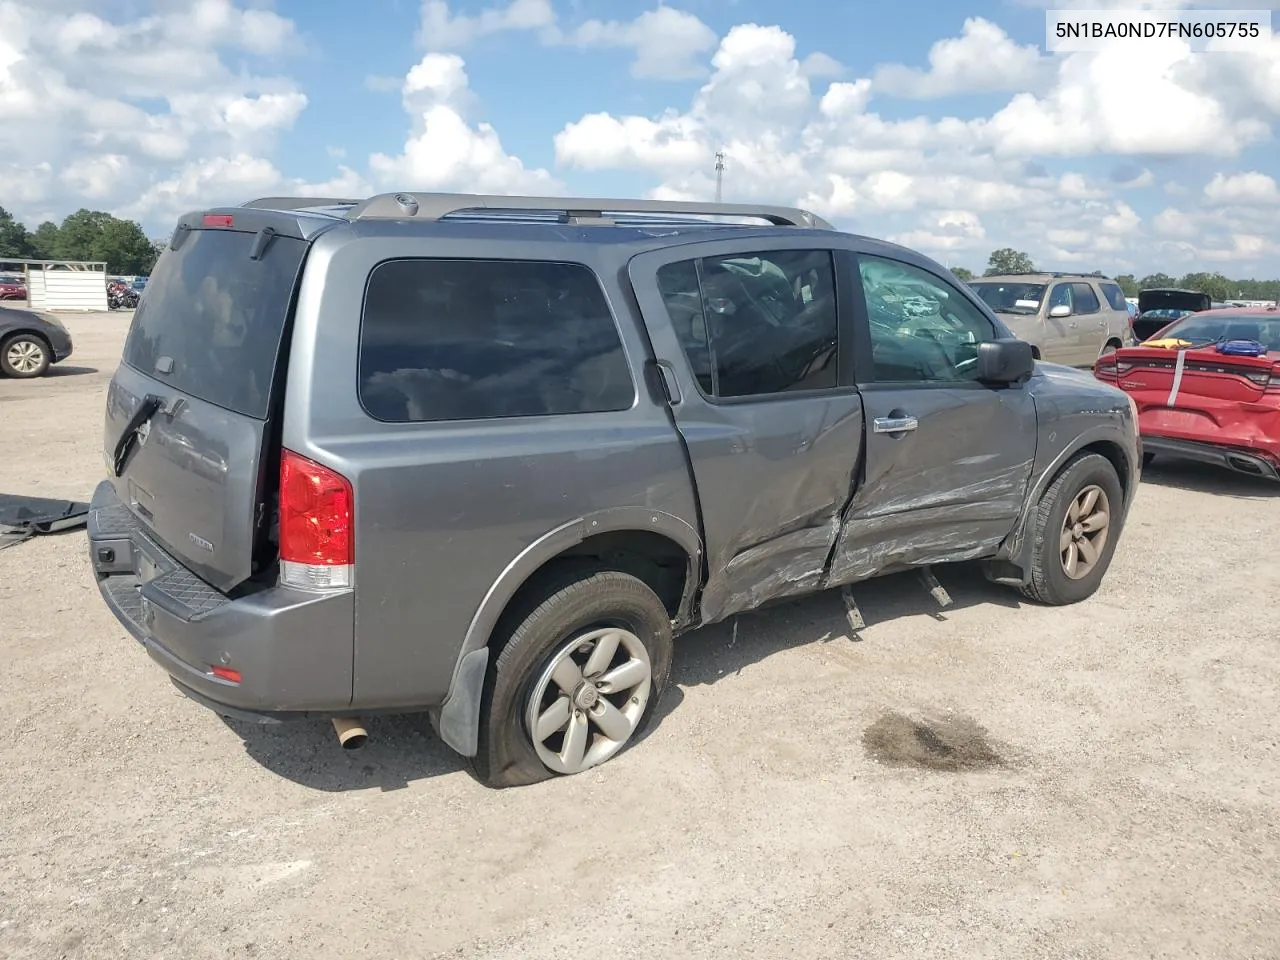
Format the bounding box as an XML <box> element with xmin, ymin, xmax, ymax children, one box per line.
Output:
<box><xmin>976</xmin><ymin>338</ymin><xmax>1035</xmax><ymax>385</ymax></box>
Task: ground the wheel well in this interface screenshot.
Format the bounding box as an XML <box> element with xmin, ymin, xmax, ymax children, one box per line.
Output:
<box><xmin>1</xmin><ymin>329</ymin><xmax>50</xmax><ymax>349</ymax></box>
<box><xmin>1104</xmin><ymin>336</ymin><xmax>1122</xmax><ymax>349</ymax></box>
<box><xmin>498</xmin><ymin>530</ymin><xmax>692</xmax><ymax>635</ymax></box>
<box><xmin>1078</xmin><ymin>440</ymin><xmax>1131</xmax><ymax>503</ymax></box>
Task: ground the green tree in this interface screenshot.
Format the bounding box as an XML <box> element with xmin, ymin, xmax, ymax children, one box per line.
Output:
<box><xmin>43</xmin><ymin>208</ymin><xmax>160</xmax><ymax>274</ymax></box>
<box><xmin>984</xmin><ymin>247</ymin><xmax>1036</xmax><ymax>275</ymax></box>
<box><xmin>0</xmin><ymin>206</ymin><xmax>35</xmax><ymax>259</ymax></box>
<box><xmin>30</xmin><ymin>221</ymin><xmax>60</xmax><ymax>259</ymax></box>
<box><xmin>1178</xmin><ymin>271</ymin><xmax>1232</xmax><ymax>302</ymax></box>
<box><xmin>1114</xmin><ymin>273</ymin><xmax>1139</xmax><ymax>297</ymax></box>
<box><xmin>1138</xmin><ymin>273</ymin><xmax>1176</xmax><ymax>290</ymax></box>
<box><xmin>951</xmin><ymin>266</ymin><xmax>975</xmax><ymax>282</ymax></box>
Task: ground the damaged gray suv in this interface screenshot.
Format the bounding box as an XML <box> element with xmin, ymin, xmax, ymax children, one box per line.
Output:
<box><xmin>88</xmin><ymin>192</ymin><xmax>1141</xmax><ymax>788</ymax></box>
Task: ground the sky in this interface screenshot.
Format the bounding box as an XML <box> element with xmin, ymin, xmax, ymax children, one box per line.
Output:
<box><xmin>2</xmin><ymin>0</ymin><xmax>1279</xmax><ymax>277</ymax></box>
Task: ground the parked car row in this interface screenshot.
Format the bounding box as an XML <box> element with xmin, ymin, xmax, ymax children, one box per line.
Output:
<box><xmin>85</xmin><ymin>191</ymin><xmax>1142</xmax><ymax>788</ymax></box>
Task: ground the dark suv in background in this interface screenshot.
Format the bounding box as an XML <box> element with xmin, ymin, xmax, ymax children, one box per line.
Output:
<box><xmin>88</xmin><ymin>192</ymin><xmax>1141</xmax><ymax>788</ymax></box>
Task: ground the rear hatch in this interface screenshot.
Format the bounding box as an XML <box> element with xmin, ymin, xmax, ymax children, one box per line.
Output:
<box><xmin>103</xmin><ymin>210</ymin><xmax>315</xmax><ymax>593</ymax></box>
<box><xmin>1133</xmin><ymin>288</ymin><xmax>1211</xmax><ymax>341</ymax></box>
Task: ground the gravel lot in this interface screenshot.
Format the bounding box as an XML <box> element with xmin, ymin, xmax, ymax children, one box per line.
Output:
<box><xmin>3</xmin><ymin>311</ymin><xmax>1279</xmax><ymax>960</ymax></box>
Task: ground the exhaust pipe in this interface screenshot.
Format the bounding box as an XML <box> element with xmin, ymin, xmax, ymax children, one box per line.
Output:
<box><xmin>332</xmin><ymin>717</ymin><xmax>368</xmax><ymax>749</ymax></box>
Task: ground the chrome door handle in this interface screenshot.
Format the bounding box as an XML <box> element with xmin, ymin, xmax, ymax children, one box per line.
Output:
<box><xmin>873</xmin><ymin>416</ymin><xmax>918</xmax><ymax>434</ymax></box>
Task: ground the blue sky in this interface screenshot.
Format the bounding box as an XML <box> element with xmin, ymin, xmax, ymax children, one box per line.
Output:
<box><xmin>4</xmin><ymin>0</ymin><xmax>1280</xmax><ymax>276</ymax></box>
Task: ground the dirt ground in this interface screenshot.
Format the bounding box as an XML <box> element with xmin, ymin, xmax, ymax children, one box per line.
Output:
<box><xmin>2</xmin><ymin>311</ymin><xmax>1279</xmax><ymax>960</ymax></box>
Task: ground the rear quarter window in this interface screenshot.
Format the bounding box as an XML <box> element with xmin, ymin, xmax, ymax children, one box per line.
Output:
<box><xmin>1099</xmin><ymin>282</ymin><xmax>1128</xmax><ymax>311</ymax></box>
<box><xmin>358</xmin><ymin>258</ymin><xmax>636</xmax><ymax>423</ymax></box>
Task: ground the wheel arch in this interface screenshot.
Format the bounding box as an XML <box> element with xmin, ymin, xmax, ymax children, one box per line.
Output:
<box><xmin>987</xmin><ymin>429</ymin><xmax>1138</xmax><ymax>587</ymax></box>
<box><xmin>433</xmin><ymin>508</ymin><xmax>703</xmax><ymax>757</ymax></box>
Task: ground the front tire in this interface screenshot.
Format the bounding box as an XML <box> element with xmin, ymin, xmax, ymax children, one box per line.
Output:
<box><xmin>1</xmin><ymin>334</ymin><xmax>50</xmax><ymax>378</ymax></box>
<box><xmin>470</xmin><ymin>568</ymin><xmax>674</xmax><ymax>789</ymax></box>
<box><xmin>1020</xmin><ymin>452</ymin><xmax>1125</xmax><ymax>606</ymax></box>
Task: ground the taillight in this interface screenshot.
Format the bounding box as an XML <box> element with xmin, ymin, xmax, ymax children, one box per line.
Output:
<box><xmin>278</xmin><ymin>448</ymin><xmax>353</xmax><ymax>590</ymax></box>
<box><xmin>1095</xmin><ymin>355</ymin><xmax>1134</xmax><ymax>378</ymax></box>
<box><xmin>203</xmin><ymin>214</ymin><xmax>234</xmax><ymax>228</ymax></box>
<box><xmin>1266</xmin><ymin>366</ymin><xmax>1280</xmax><ymax>394</ymax></box>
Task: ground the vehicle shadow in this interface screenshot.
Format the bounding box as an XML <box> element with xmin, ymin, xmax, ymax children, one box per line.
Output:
<box><xmin>221</xmin><ymin>711</ymin><xmax>462</xmax><ymax>793</ymax></box>
<box><xmin>46</xmin><ymin>365</ymin><xmax>100</xmax><ymax>377</ymax></box>
<box><xmin>663</xmin><ymin>562</ymin><xmax>1021</xmax><ymax>694</ymax></box>
<box><xmin>224</xmin><ymin>563</ymin><xmax>1023</xmax><ymax>792</ymax></box>
<box><xmin>1141</xmin><ymin>458</ymin><xmax>1279</xmax><ymax>499</ymax></box>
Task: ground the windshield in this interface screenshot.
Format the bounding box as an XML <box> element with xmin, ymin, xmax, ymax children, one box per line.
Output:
<box><xmin>1156</xmin><ymin>313</ymin><xmax>1280</xmax><ymax>350</ymax></box>
<box><xmin>968</xmin><ymin>281</ymin><xmax>1046</xmax><ymax>315</ymax></box>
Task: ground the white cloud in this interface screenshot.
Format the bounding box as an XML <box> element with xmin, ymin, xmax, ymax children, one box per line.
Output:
<box><xmin>555</xmin><ymin>7</ymin><xmax>717</xmax><ymax>80</ymax></box>
<box><xmin>551</xmin><ymin>16</ymin><xmax>1280</xmax><ymax>274</ymax></box>
<box><xmin>416</xmin><ymin>0</ymin><xmax>555</xmax><ymax>48</ymax></box>
<box><xmin>416</xmin><ymin>0</ymin><xmax>721</xmax><ymax>80</ymax></box>
<box><xmin>1203</xmin><ymin>171</ymin><xmax>1280</xmax><ymax>206</ymax></box>
<box><xmin>873</xmin><ymin>17</ymin><xmax>1043</xmax><ymax>98</ymax></box>
<box><xmin>369</xmin><ymin>53</ymin><xmax>558</xmax><ymax>195</ymax></box>
<box><xmin>1153</xmin><ymin>208</ymin><xmax>1197</xmax><ymax>238</ymax></box>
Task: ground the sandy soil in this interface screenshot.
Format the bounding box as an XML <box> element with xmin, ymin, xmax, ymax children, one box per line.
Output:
<box><xmin>2</xmin><ymin>312</ymin><xmax>1278</xmax><ymax>960</ymax></box>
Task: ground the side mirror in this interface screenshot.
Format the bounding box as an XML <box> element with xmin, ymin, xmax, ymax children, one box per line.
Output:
<box><xmin>976</xmin><ymin>338</ymin><xmax>1036</xmax><ymax>385</ymax></box>
<box><xmin>1048</xmin><ymin>304</ymin><xmax>1072</xmax><ymax>319</ymax></box>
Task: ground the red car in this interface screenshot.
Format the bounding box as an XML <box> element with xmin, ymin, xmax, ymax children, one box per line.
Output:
<box><xmin>0</xmin><ymin>278</ymin><xmax>26</xmax><ymax>301</ymax></box>
<box><xmin>1094</xmin><ymin>305</ymin><xmax>1280</xmax><ymax>481</ymax></box>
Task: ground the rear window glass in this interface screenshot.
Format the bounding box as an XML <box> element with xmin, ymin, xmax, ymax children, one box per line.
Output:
<box><xmin>1099</xmin><ymin>282</ymin><xmax>1128</xmax><ymax>311</ymax></box>
<box><xmin>358</xmin><ymin>258</ymin><xmax>635</xmax><ymax>423</ymax></box>
<box><xmin>121</xmin><ymin>228</ymin><xmax>306</xmax><ymax>420</ymax></box>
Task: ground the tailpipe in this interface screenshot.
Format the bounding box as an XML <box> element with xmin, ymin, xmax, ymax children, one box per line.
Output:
<box><xmin>332</xmin><ymin>717</ymin><xmax>368</xmax><ymax>749</ymax></box>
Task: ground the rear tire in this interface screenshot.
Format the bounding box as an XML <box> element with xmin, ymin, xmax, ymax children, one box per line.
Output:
<box><xmin>470</xmin><ymin>568</ymin><xmax>674</xmax><ymax>789</ymax></box>
<box><xmin>1020</xmin><ymin>452</ymin><xmax>1125</xmax><ymax>606</ymax></box>
<box><xmin>0</xmin><ymin>333</ymin><xmax>50</xmax><ymax>378</ymax></box>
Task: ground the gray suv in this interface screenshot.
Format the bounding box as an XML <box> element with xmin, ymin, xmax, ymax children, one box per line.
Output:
<box><xmin>87</xmin><ymin>192</ymin><xmax>1141</xmax><ymax>788</ymax></box>
<box><xmin>967</xmin><ymin>272</ymin><xmax>1133</xmax><ymax>366</ymax></box>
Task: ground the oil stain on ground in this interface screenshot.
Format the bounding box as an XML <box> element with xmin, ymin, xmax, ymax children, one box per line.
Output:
<box><xmin>862</xmin><ymin>710</ymin><xmax>1007</xmax><ymax>772</ymax></box>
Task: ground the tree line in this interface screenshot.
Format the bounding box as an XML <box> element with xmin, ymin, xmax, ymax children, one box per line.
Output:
<box><xmin>0</xmin><ymin>206</ymin><xmax>162</xmax><ymax>276</ymax></box>
<box><xmin>949</xmin><ymin>248</ymin><xmax>1280</xmax><ymax>302</ymax></box>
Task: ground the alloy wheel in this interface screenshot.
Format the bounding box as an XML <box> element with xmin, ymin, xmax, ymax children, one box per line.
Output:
<box><xmin>525</xmin><ymin>626</ymin><xmax>652</xmax><ymax>775</ymax></box>
<box><xmin>1059</xmin><ymin>484</ymin><xmax>1110</xmax><ymax>580</ymax></box>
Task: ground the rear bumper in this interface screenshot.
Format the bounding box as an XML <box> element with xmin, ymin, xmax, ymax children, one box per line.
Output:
<box><xmin>88</xmin><ymin>480</ymin><xmax>355</xmax><ymax>719</ymax></box>
<box><xmin>1142</xmin><ymin>436</ymin><xmax>1280</xmax><ymax>481</ymax></box>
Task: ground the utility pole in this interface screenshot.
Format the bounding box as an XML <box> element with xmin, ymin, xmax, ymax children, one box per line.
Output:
<box><xmin>714</xmin><ymin>150</ymin><xmax>725</xmax><ymax>203</ymax></box>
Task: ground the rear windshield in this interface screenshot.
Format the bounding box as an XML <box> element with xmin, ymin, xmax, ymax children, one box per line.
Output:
<box><xmin>120</xmin><ymin>228</ymin><xmax>307</xmax><ymax>419</ymax></box>
<box><xmin>1158</xmin><ymin>314</ymin><xmax>1280</xmax><ymax>350</ymax></box>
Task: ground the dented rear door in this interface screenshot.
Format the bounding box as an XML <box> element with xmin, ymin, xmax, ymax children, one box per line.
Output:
<box><xmin>829</xmin><ymin>250</ymin><xmax>1037</xmax><ymax>585</ymax></box>
<box><xmin>628</xmin><ymin>238</ymin><xmax>864</xmax><ymax>625</ymax></box>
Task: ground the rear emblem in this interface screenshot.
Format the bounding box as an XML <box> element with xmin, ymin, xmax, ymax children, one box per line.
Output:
<box><xmin>188</xmin><ymin>532</ymin><xmax>215</xmax><ymax>553</ymax></box>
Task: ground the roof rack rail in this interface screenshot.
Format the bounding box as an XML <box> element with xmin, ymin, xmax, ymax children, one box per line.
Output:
<box><xmin>996</xmin><ymin>270</ymin><xmax>1114</xmax><ymax>280</ymax></box>
<box><xmin>342</xmin><ymin>192</ymin><xmax>834</xmax><ymax>229</ymax></box>
<box><xmin>240</xmin><ymin>197</ymin><xmax>361</xmax><ymax>211</ymax></box>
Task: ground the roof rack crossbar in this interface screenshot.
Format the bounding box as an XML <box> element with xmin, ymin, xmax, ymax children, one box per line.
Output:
<box><xmin>240</xmin><ymin>197</ymin><xmax>361</xmax><ymax>211</ymax></box>
<box><xmin>343</xmin><ymin>192</ymin><xmax>833</xmax><ymax>229</ymax></box>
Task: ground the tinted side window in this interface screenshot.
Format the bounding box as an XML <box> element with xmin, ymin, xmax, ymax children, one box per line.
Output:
<box><xmin>1070</xmin><ymin>282</ymin><xmax>1101</xmax><ymax>314</ymax></box>
<box><xmin>358</xmin><ymin>259</ymin><xmax>635</xmax><ymax>423</ymax></box>
<box><xmin>1099</xmin><ymin>282</ymin><xmax>1128</xmax><ymax>311</ymax></box>
<box><xmin>858</xmin><ymin>255</ymin><xmax>996</xmax><ymax>383</ymax></box>
<box><xmin>656</xmin><ymin>249</ymin><xmax>838</xmax><ymax>399</ymax></box>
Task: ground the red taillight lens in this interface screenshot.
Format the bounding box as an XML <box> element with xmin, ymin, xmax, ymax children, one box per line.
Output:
<box><xmin>203</xmin><ymin>214</ymin><xmax>234</xmax><ymax>228</ymax></box>
<box><xmin>210</xmin><ymin>665</ymin><xmax>242</xmax><ymax>684</ymax></box>
<box><xmin>279</xmin><ymin>449</ymin><xmax>352</xmax><ymax>566</ymax></box>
